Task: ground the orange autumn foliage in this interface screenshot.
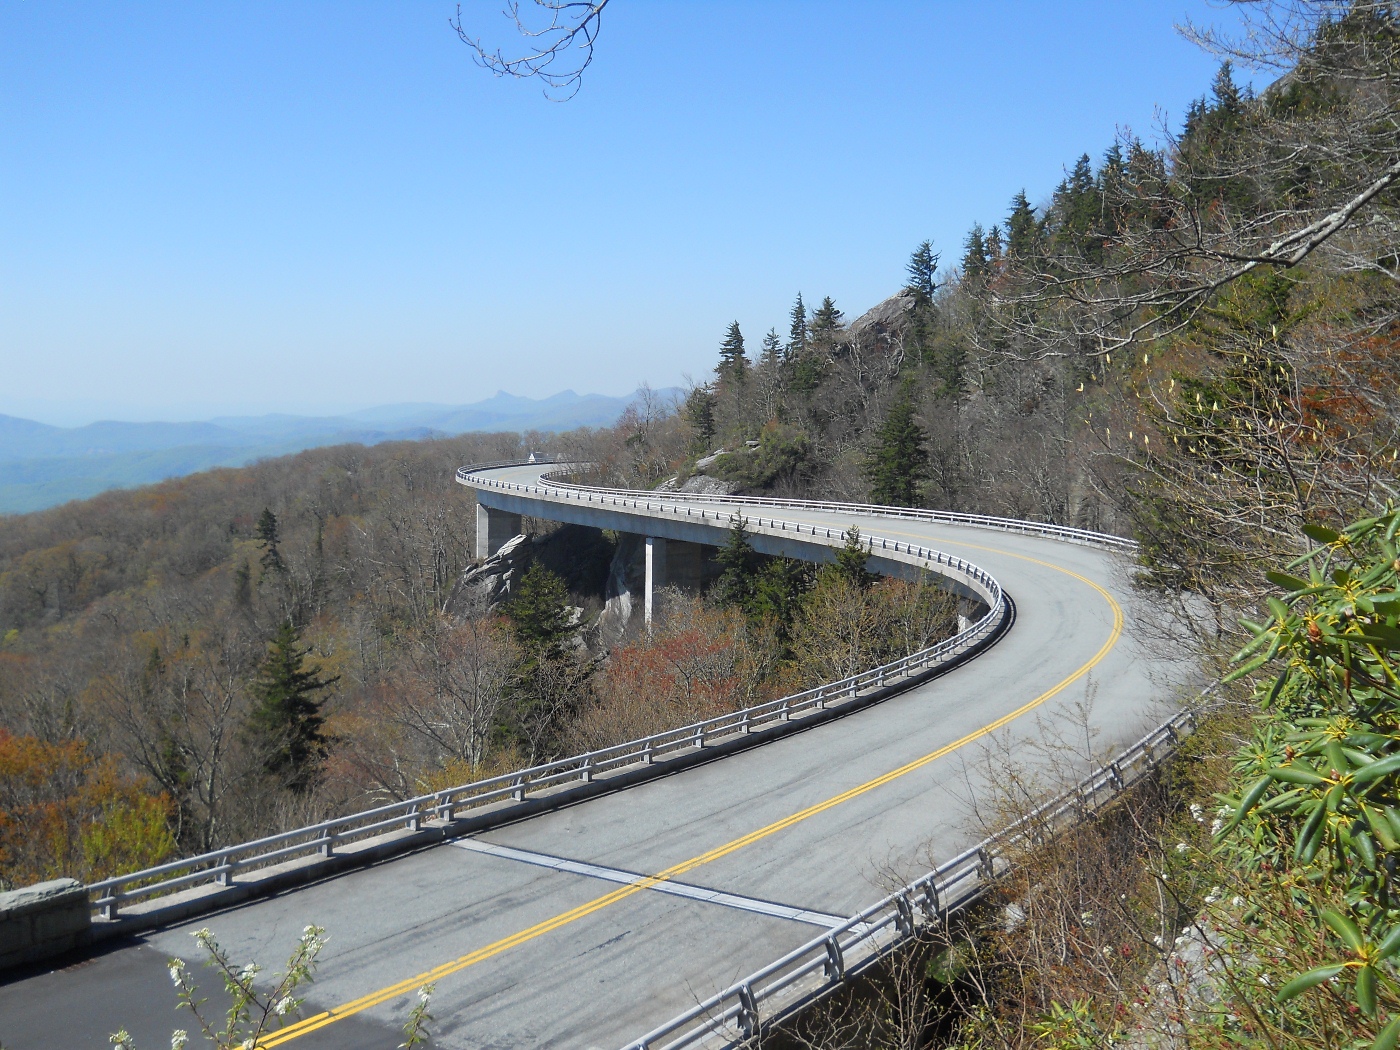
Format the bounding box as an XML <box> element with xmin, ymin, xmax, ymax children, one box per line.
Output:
<box><xmin>0</xmin><ymin>729</ymin><xmax>175</xmax><ymax>889</ymax></box>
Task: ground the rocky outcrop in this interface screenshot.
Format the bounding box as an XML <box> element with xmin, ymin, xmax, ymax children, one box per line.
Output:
<box><xmin>848</xmin><ymin>290</ymin><xmax>917</xmax><ymax>340</ymax></box>
<box><xmin>446</xmin><ymin>533</ymin><xmax>531</xmax><ymax>616</ymax></box>
<box><xmin>659</xmin><ymin>448</ymin><xmax>745</xmax><ymax>497</ymax></box>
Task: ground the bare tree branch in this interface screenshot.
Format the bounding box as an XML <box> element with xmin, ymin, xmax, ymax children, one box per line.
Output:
<box><xmin>451</xmin><ymin>1</ymin><xmax>609</xmax><ymax>100</ymax></box>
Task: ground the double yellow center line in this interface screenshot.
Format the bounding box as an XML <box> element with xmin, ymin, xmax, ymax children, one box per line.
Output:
<box><xmin>261</xmin><ymin>544</ymin><xmax>1123</xmax><ymax>1046</ymax></box>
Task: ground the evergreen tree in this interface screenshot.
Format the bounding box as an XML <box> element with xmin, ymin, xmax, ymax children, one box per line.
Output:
<box><xmin>712</xmin><ymin>515</ymin><xmax>761</xmax><ymax>609</ymax></box>
<box><xmin>717</xmin><ymin>321</ymin><xmax>747</xmax><ymax>379</ymax></box>
<box><xmin>831</xmin><ymin>526</ymin><xmax>875</xmax><ymax>589</ymax></box>
<box><xmin>506</xmin><ymin>562</ymin><xmax>573</xmax><ymax>657</ymax></box>
<box><xmin>985</xmin><ymin>223</ymin><xmax>1004</xmax><ymax>262</ymax></box>
<box><xmin>1006</xmin><ymin>190</ymin><xmax>1039</xmax><ymax>259</ymax></box>
<box><xmin>905</xmin><ymin>240</ymin><xmax>940</xmax><ymax>300</ymax></box>
<box><xmin>501</xmin><ymin>561</ymin><xmax>578</xmax><ymax>762</ymax></box>
<box><xmin>961</xmin><ymin>224</ymin><xmax>989</xmax><ymax>280</ymax></box>
<box><xmin>759</xmin><ymin>328</ymin><xmax>782</xmax><ymax>369</ymax></box>
<box><xmin>786</xmin><ymin>293</ymin><xmax>808</xmax><ymax>360</ymax></box>
<box><xmin>256</xmin><ymin>508</ymin><xmax>285</xmax><ymax>575</ymax></box>
<box><xmin>906</xmin><ymin>240</ymin><xmax>941</xmax><ymax>368</ymax></box>
<box><xmin>233</xmin><ymin>561</ymin><xmax>252</xmax><ymax>608</ymax></box>
<box><xmin>866</xmin><ymin>386</ymin><xmax>930</xmax><ymax>507</ymax></box>
<box><xmin>246</xmin><ymin>620</ymin><xmax>337</xmax><ymax>792</ymax></box>
<box><xmin>683</xmin><ymin>385</ymin><xmax>717</xmax><ymax>451</ymax></box>
<box><xmin>811</xmin><ymin>296</ymin><xmax>844</xmax><ymax>334</ymax></box>
<box><xmin>748</xmin><ymin>557</ymin><xmax>813</xmax><ymax>638</ymax></box>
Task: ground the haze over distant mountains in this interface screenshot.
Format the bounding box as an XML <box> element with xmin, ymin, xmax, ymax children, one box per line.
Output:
<box><xmin>0</xmin><ymin>388</ymin><xmax>676</xmax><ymax>515</ymax></box>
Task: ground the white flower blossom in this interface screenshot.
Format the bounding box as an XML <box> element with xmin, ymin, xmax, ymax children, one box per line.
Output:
<box><xmin>1210</xmin><ymin>818</ymin><xmax>1225</xmax><ymax>836</ymax></box>
<box><xmin>170</xmin><ymin>1031</ymin><xmax>189</xmax><ymax>1050</ymax></box>
<box><xmin>1153</xmin><ymin>935</ymin><xmax>1165</xmax><ymax>948</ymax></box>
<box><xmin>168</xmin><ymin>960</ymin><xmax>186</xmax><ymax>986</ymax></box>
<box><xmin>1175</xmin><ymin>842</ymin><xmax>1189</xmax><ymax>854</ymax></box>
<box><xmin>417</xmin><ymin>986</ymin><xmax>432</xmax><ymax>1005</ymax></box>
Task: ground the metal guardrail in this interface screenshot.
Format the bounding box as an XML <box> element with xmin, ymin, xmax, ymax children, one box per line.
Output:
<box><xmin>455</xmin><ymin>462</ymin><xmax>1137</xmax><ymax>554</ymax></box>
<box><xmin>618</xmin><ymin>706</ymin><xmax>1197</xmax><ymax>1050</ymax></box>
<box><xmin>83</xmin><ymin>486</ymin><xmax>1008</xmax><ymax>920</ymax></box>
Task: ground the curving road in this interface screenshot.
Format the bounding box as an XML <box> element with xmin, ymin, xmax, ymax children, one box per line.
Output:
<box><xmin>0</xmin><ymin>465</ymin><xmax>1192</xmax><ymax>1050</ymax></box>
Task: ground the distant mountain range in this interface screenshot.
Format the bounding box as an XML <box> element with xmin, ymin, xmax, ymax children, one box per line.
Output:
<box><xmin>0</xmin><ymin>388</ymin><xmax>678</xmax><ymax>515</ymax></box>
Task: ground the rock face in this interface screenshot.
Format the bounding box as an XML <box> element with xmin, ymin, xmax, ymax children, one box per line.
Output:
<box><xmin>445</xmin><ymin>523</ymin><xmax>617</xmax><ymax>621</ymax></box>
<box><xmin>848</xmin><ymin>289</ymin><xmax>918</xmax><ymax>339</ymax></box>
<box><xmin>594</xmin><ymin>533</ymin><xmax>645</xmax><ymax>649</ymax></box>
<box><xmin>659</xmin><ymin>448</ymin><xmax>744</xmax><ymax>497</ymax></box>
<box><xmin>446</xmin><ymin>533</ymin><xmax>532</xmax><ymax>616</ymax></box>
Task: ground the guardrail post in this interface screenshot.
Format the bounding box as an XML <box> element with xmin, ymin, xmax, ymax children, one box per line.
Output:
<box><xmin>823</xmin><ymin>937</ymin><xmax>845</xmax><ymax>979</ymax></box>
<box><xmin>513</xmin><ymin>778</ymin><xmax>526</xmax><ymax>802</ymax></box>
<box><xmin>407</xmin><ymin>806</ymin><xmax>421</xmax><ymax>832</ymax></box>
<box><xmin>977</xmin><ymin>847</ymin><xmax>994</xmax><ymax>881</ymax></box>
<box><xmin>1108</xmin><ymin>762</ymin><xmax>1124</xmax><ymax>789</ymax></box>
<box><xmin>737</xmin><ymin>984</ymin><xmax>759</xmax><ymax>1038</ymax></box>
<box><xmin>920</xmin><ymin>881</ymin><xmax>940</xmax><ymax>919</ymax></box>
<box><xmin>439</xmin><ymin>793</ymin><xmax>455</xmax><ymax>822</ymax></box>
<box><xmin>693</xmin><ymin>726</ymin><xmax>705</xmax><ymax>749</ymax></box>
<box><xmin>895</xmin><ymin>894</ymin><xmax>915</xmax><ymax>935</ymax></box>
<box><xmin>321</xmin><ymin>834</ymin><xmax>335</xmax><ymax>858</ymax></box>
<box><xmin>580</xmin><ymin>758</ymin><xmax>593</xmax><ymax>783</ymax></box>
<box><xmin>101</xmin><ymin>892</ymin><xmax>119</xmax><ymax>921</ymax></box>
<box><xmin>216</xmin><ymin>852</ymin><xmax>234</xmax><ymax>886</ymax></box>
<box><xmin>641</xmin><ymin>743</ymin><xmax>654</xmax><ymax>765</ymax></box>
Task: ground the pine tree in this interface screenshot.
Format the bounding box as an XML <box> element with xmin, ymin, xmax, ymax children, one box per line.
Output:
<box><xmin>866</xmin><ymin>386</ymin><xmax>929</xmax><ymax>507</ymax></box>
<box><xmin>247</xmin><ymin>620</ymin><xmax>337</xmax><ymax>792</ymax></box>
<box><xmin>760</xmin><ymin>328</ymin><xmax>782</xmax><ymax>369</ymax></box>
<box><xmin>1006</xmin><ymin>190</ymin><xmax>1039</xmax><ymax>259</ymax></box>
<box><xmin>985</xmin><ymin>223</ymin><xmax>1004</xmax><ymax>262</ymax></box>
<box><xmin>811</xmin><ymin>296</ymin><xmax>844</xmax><ymax>334</ymax></box>
<box><xmin>683</xmin><ymin>385</ymin><xmax>717</xmax><ymax>451</ymax></box>
<box><xmin>961</xmin><ymin>224</ymin><xmax>989</xmax><ymax>280</ymax></box>
<box><xmin>256</xmin><ymin>508</ymin><xmax>285</xmax><ymax>575</ymax></box>
<box><xmin>906</xmin><ymin>240</ymin><xmax>939</xmax><ymax>300</ymax></box>
<box><xmin>233</xmin><ymin>561</ymin><xmax>252</xmax><ymax>607</ymax></box>
<box><xmin>506</xmin><ymin>562</ymin><xmax>573</xmax><ymax>657</ymax></box>
<box><xmin>712</xmin><ymin>515</ymin><xmax>761</xmax><ymax>609</ymax></box>
<box><xmin>832</xmin><ymin>526</ymin><xmax>875</xmax><ymax>589</ymax></box>
<box><xmin>717</xmin><ymin>321</ymin><xmax>747</xmax><ymax>380</ymax></box>
<box><xmin>786</xmin><ymin>293</ymin><xmax>808</xmax><ymax>360</ymax></box>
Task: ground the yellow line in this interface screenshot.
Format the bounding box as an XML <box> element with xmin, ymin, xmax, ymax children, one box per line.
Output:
<box><xmin>260</xmin><ymin>540</ymin><xmax>1123</xmax><ymax>1046</ymax></box>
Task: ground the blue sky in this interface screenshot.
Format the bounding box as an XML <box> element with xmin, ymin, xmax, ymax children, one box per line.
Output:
<box><xmin>0</xmin><ymin>1</ymin><xmax>1251</xmax><ymax>425</ymax></box>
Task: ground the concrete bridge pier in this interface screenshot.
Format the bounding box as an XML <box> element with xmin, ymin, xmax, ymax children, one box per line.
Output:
<box><xmin>644</xmin><ymin>536</ymin><xmax>666</xmax><ymax>627</ymax></box>
<box><xmin>476</xmin><ymin>504</ymin><xmax>522</xmax><ymax>559</ymax></box>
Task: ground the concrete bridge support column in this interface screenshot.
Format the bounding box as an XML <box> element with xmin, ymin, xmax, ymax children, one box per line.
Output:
<box><xmin>476</xmin><ymin>505</ymin><xmax>522</xmax><ymax>559</ymax></box>
<box><xmin>645</xmin><ymin>536</ymin><xmax>667</xmax><ymax>627</ymax></box>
